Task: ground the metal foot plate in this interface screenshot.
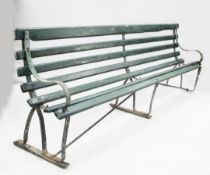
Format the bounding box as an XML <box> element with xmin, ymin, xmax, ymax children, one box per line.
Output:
<box><xmin>110</xmin><ymin>104</ymin><xmax>151</xmax><ymax>119</ymax></box>
<box><xmin>14</xmin><ymin>139</ymin><xmax>69</xmax><ymax>168</ymax></box>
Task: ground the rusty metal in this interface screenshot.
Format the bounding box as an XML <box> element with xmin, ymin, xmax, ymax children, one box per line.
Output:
<box><xmin>23</xmin><ymin>107</ymin><xmax>35</xmax><ymax>144</ymax></box>
<box><xmin>132</xmin><ymin>93</ymin><xmax>136</xmax><ymax>110</ymax></box>
<box><xmin>110</xmin><ymin>84</ymin><xmax>159</xmax><ymax>119</ymax></box>
<box><xmin>167</xmin><ymin>29</ymin><xmax>184</xmax><ymax>87</ymax></box>
<box><xmin>148</xmin><ymin>84</ymin><xmax>158</xmax><ymax>114</ymax></box>
<box><xmin>24</xmin><ymin>31</ymin><xmax>71</xmax><ymax>109</ymax></box>
<box><xmin>14</xmin><ymin>140</ymin><xmax>69</xmax><ymax>168</ymax></box>
<box><xmin>175</xmin><ymin>29</ymin><xmax>203</xmax><ymax>63</ymax></box>
<box><xmin>159</xmin><ymin>67</ymin><xmax>202</xmax><ymax>92</ymax></box>
<box><xmin>110</xmin><ymin>103</ymin><xmax>151</xmax><ymax>119</ymax></box>
<box><xmin>61</xmin><ymin>117</ymin><xmax>70</xmax><ymax>161</ymax></box>
<box><xmin>36</xmin><ymin>107</ymin><xmax>47</xmax><ymax>153</ymax></box>
<box><xmin>53</xmin><ymin>93</ymin><xmax>134</xmax><ymax>157</ymax></box>
<box><xmin>187</xmin><ymin>67</ymin><xmax>202</xmax><ymax>92</ymax></box>
<box><xmin>114</xmin><ymin>34</ymin><xmax>139</xmax><ymax>107</ymax></box>
<box><xmin>158</xmin><ymin>82</ymin><xmax>189</xmax><ymax>91</ymax></box>
<box><xmin>166</xmin><ymin>65</ymin><xmax>177</xmax><ymax>85</ymax></box>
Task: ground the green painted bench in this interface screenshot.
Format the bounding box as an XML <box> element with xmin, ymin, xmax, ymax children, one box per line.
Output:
<box><xmin>14</xmin><ymin>24</ymin><xmax>203</xmax><ymax>168</ymax></box>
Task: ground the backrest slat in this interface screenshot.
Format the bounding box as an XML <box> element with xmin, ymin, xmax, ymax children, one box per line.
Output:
<box><xmin>28</xmin><ymin>59</ymin><xmax>184</xmax><ymax>106</ymax></box>
<box><xmin>17</xmin><ymin>43</ymin><xmax>178</xmax><ymax>76</ymax></box>
<box><xmin>16</xmin><ymin>35</ymin><xmax>177</xmax><ymax>60</ymax></box>
<box><xmin>15</xmin><ymin>24</ymin><xmax>180</xmax><ymax>98</ymax></box>
<box><xmin>21</xmin><ymin>52</ymin><xmax>180</xmax><ymax>92</ymax></box>
<box><xmin>15</xmin><ymin>24</ymin><xmax>178</xmax><ymax>41</ymax></box>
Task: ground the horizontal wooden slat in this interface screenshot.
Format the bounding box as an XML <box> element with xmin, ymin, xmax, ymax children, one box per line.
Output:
<box><xmin>16</xmin><ymin>35</ymin><xmax>177</xmax><ymax>60</ymax></box>
<box><xmin>17</xmin><ymin>43</ymin><xmax>178</xmax><ymax>76</ymax></box>
<box><xmin>47</xmin><ymin>61</ymin><xmax>195</xmax><ymax>113</ymax></box>
<box><xmin>54</xmin><ymin>63</ymin><xmax>200</xmax><ymax>119</ymax></box>
<box><xmin>43</xmin><ymin>60</ymin><xmax>183</xmax><ymax>111</ymax></box>
<box><xmin>21</xmin><ymin>52</ymin><xmax>180</xmax><ymax>92</ymax></box>
<box><xmin>28</xmin><ymin>59</ymin><xmax>184</xmax><ymax>107</ymax></box>
<box><xmin>15</xmin><ymin>24</ymin><xmax>179</xmax><ymax>41</ymax></box>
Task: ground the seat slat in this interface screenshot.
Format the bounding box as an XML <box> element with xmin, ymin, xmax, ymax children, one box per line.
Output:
<box><xmin>17</xmin><ymin>43</ymin><xmax>178</xmax><ymax>76</ymax></box>
<box><xmin>15</xmin><ymin>24</ymin><xmax>178</xmax><ymax>41</ymax></box>
<box><xmin>28</xmin><ymin>59</ymin><xmax>184</xmax><ymax>107</ymax></box>
<box><xmin>54</xmin><ymin>63</ymin><xmax>200</xmax><ymax>119</ymax></box>
<box><xmin>16</xmin><ymin>35</ymin><xmax>177</xmax><ymax>60</ymax></box>
<box><xmin>21</xmin><ymin>52</ymin><xmax>180</xmax><ymax>92</ymax></box>
<box><xmin>46</xmin><ymin>61</ymin><xmax>187</xmax><ymax>113</ymax></box>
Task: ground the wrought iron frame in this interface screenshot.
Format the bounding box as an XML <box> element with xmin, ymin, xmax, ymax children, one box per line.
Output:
<box><xmin>14</xmin><ymin>29</ymin><xmax>203</xmax><ymax>168</ymax></box>
<box><xmin>159</xmin><ymin>28</ymin><xmax>203</xmax><ymax>92</ymax></box>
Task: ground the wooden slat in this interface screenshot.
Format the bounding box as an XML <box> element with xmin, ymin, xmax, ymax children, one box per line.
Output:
<box><xmin>28</xmin><ymin>59</ymin><xmax>184</xmax><ymax>107</ymax></box>
<box><xmin>15</xmin><ymin>24</ymin><xmax>179</xmax><ymax>41</ymax></box>
<box><xmin>54</xmin><ymin>63</ymin><xmax>200</xmax><ymax>119</ymax></box>
<box><xmin>16</xmin><ymin>35</ymin><xmax>177</xmax><ymax>60</ymax></box>
<box><xmin>46</xmin><ymin>61</ymin><xmax>189</xmax><ymax>113</ymax></box>
<box><xmin>21</xmin><ymin>52</ymin><xmax>180</xmax><ymax>92</ymax></box>
<box><xmin>17</xmin><ymin>43</ymin><xmax>178</xmax><ymax>76</ymax></box>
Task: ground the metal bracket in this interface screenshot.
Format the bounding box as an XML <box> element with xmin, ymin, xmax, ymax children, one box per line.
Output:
<box><xmin>14</xmin><ymin>140</ymin><xmax>69</xmax><ymax>168</ymax></box>
<box><xmin>14</xmin><ymin>94</ymin><xmax>134</xmax><ymax>168</ymax></box>
<box><xmin>110</xmin><ymin>84</ymin><xmax>159</xmax><ymax>119</ymax></box>
<box><xmin>175</xmin><ymin>29</ymin><xmax>203</xmax><ymax>63</ymax></box>
<box><xmin>24</xmin><ymin>31</ymin><xmax>71</xmax><ymax>109</ymax></box>
<box><xmin>52</xmin><ymin>93</ymin><xmax>134</xmax><ymax>159</ymax></box>
<box><xmin>160</xmin><ymin>67</ymin><xmax>202</xmax><ymax>92</ymax></box>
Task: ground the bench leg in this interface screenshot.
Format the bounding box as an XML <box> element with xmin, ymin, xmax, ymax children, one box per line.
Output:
<box><xmin>61</xmin><ymin>117</ymin><xmax>71</xmax><ymax>161</ymax></box>
<box><xmin>36</xmin><ymin>107</ymin><xmax>47</xmax><ymax>153</ymax></box>
<box><xmin>187</xmin><ymin>67</ymin><xmax>202</xmax><ymax>92</ymax></box>
<box><xmin>110</xmin><ymin>84</ymin><xmax>159</xmax><ymax>119</ymax></box>
<box><xmin>23</xmin><ymin>107</ymin><xmax>35</xmax><ymax>144</ymax></box>
<box><xmin>14</xmin><ymin>107</ymin><xmax>70</xmax><ymax>168</ymax></box>
<box><xmin>160</xmin><ymin>67</ymin><xmax>202</xmax><ymax>92</ymax></box>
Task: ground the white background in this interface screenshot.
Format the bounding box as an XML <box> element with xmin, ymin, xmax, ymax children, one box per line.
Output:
<box><xmin>0</xmin><ymin>0</ymin><xmax>210</xmax><ymax>174</ymax></box>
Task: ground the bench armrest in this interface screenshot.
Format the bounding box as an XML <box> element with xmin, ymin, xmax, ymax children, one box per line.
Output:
<box><xmin>175</xmin><ymin>29</ymin><xmax>203</xmax><ymax>63</ymax></box>
<box><xmin>24</xmin><ymin>31</ymin><xmax>71</xmax><ymax>108</ymax></box>
<box><xmin>178</xmin><ymin>44</ymin><xmax>203</xmax><ymax>63</ymax></box>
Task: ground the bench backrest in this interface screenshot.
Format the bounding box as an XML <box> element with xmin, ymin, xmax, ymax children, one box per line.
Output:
<box><xmin>15</xmin><ymin>24</ymin><xmax>180</xmax><ymax>103</ymax></box>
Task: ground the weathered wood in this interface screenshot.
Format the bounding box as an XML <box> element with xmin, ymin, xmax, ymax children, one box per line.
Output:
<box><xmin>46</xmin><ymin>60</ymin><xmax>195</xmax><ymax>113</ymax></box>
<box><xmin>17</xmin><ymin>43</ymin><xmax>178</xmax><ymax>76</ymax></box>
<box><xmin>16</xmin><ymin>35</ymin><xmax>177</xmax><ymax>60</ymax></box>
<box><xmin>28</xmin><ymin>59</ymin><xmax>184</xmax><ymax>107</ymax></box>
<box><xmin>21</xmin><ymin>52</ymin><xmax>180</xmax><ymax>92</ymax></box>
<box><xmin>15</xmin><ymin>24</ymin><xmax>179</xmax><ymax>40</ymax></box>
<box><xmin>46</xmin><ymin>62</ymin><xmax>198</xmax><ymax>113</ymax></box>
<box><xmin>55</xmin><ymin>63</ymin><xmax>200</xmax><ymax>119</ymax></box>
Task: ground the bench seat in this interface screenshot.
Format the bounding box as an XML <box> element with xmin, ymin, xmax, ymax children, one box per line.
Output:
<box><xmin>27</xmin><ymin>60</ymin><xmax>199</xmax><ymax>119</ymax></box>
<box><xmin>55</xmin><ymin>62</ymin><xmax>200</xmax><ymax>118</ymax></box>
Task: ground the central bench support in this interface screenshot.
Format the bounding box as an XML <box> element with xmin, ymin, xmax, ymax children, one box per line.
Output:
<box><xmin>110</xmin><ymin>84</ymin><xmax>158</xmax><ymax>119</ymax></box>
<box><xmin>110</xmin><ymin>104</ymin><xmax>152</xmax><ymax>118</ymax></box>
<box><xmin>159</xmin><ymin>67</ymin><xmax>202</xmax><ymax>92</ymax></box>
<box><xmin>52</xmin><ymin>93</ymin><xmax>134</xmax><ymax>159</ymax></box>
<box><xmin>61</xmin><ymin>117</ymin><xmax>70</xmax><ymax>161</ymax></box>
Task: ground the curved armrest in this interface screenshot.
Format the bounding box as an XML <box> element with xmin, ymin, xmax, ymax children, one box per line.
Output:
<box><xmin>178</xmin><ymin>44</ymin><xmax>203</xmax><ymax>63</ymax></box>
<box><xmin>24</xmin><ymin>31</ymin><xmax>71</xmax><ymax>108</ymax></box>
<box><xmin>175</xmin><ymin>29</ymin><xmax>203</xmax><ymax>63</ymax></box>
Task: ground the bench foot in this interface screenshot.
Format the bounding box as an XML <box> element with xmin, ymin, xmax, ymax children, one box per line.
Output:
<box><xmin>158</xmin><ymin>83</ymin><xmax>189</xmax><ymax>91</ymax></box>
<box><xmin>110</xmin><ymin>103</ymin><xmax>151</xmax><ymax>119</ymax></box>
<box><xmin>14</xmin><ymin>139</ymin><xmax>69</xmax><ymax>169</ymax></box>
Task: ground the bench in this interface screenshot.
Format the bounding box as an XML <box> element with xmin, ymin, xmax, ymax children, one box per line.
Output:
<box><xmin>14</xmin><ymin>24</ymin><xmax>203</xmax><ymax>168</ymax></box>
